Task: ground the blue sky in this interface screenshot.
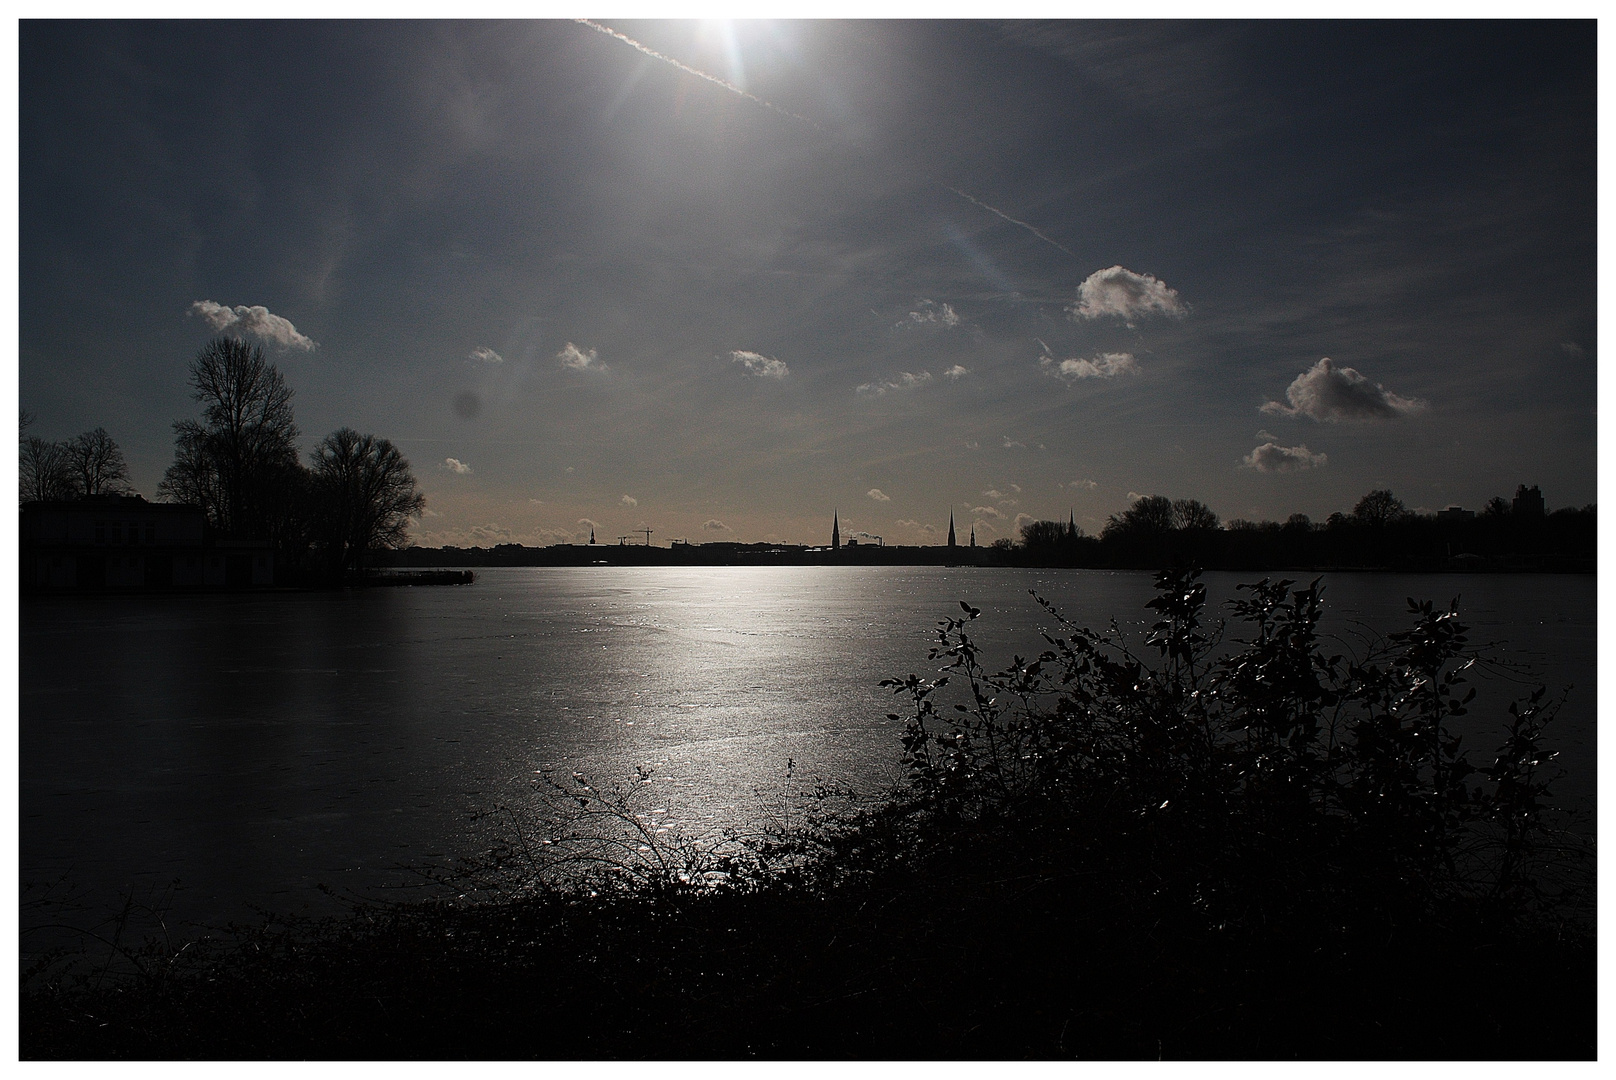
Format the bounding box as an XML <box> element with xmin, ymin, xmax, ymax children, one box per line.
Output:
<box><xmin>20</xmin><ymin>20</ymin><xmax>1596</xmax><ymax>546</ymax></box>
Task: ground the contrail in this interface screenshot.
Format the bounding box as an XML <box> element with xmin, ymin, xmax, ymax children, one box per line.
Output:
<box><xmin>576</xmin><ymin>19</ymin><xmax>821</xmax><ymax>130</ymax></box>
<box><xmin>947</xmin><ymin>187</ymin><xmax>1075</xmax><ymax>258</ymax></box>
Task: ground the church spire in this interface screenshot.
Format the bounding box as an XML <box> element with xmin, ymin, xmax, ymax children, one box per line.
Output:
<box><xmin>1068</xmin><ymin>508</ymin><xmax>1076</xmax><ymax>537</ymax></box>
<box><xmin>832</xmin><ymin>510</ymin><xmax>840</xmax><ymax>549</ymax></box>
<box><xmin>947</xmin><ymin>509</ymin><xmax>956</xmax><ymax>548</ymax></box>
<box><xmin>969</xmin><ymin>523</ymin><xmax>976</xmax><ymax>548</ymax></box>
<box><xmin>589</xmin><ymin>525</ymin><xmax>596</xmax><ymax>545</ymax></box>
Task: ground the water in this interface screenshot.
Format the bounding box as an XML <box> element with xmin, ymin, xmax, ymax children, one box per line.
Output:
<box><xmin>21</xmin><ymin>567</ymin><xmax>1595</xmax><ymax>947</ymax></box>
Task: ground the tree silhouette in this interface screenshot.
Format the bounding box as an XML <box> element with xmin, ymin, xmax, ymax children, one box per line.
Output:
<box><xmin>159</xmin><ymin>337</ymin><xmax>299</xmax><ymax>539</ymax></box>
<box><xmin>65</xmin><ymin>428</ymin><xmax>131</xmax><ymax>497</ymax></box>
<box><xmin>310</xmin><ymin>428</ymin><xmax>425</xmax><ymax>575</ymax></box>
<box><xmin>1352</xmin><ymin>489</ymin><xmax>1409</xmax><ymax>528</ymax></box>
<box><xmin>20</xmin><ymin>435</ymin><xmax>76</xmax><ymax>502</ymax></box>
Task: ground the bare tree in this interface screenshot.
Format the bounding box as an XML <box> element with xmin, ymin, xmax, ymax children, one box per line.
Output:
<box><xmin>1172</xmin><ymin>498</ymin><xmax>1220</xmax><ymax>532</ymax></box>
<box><xmin>310</xmin><ymin>428</ymin><xmax>425</xmax><ymax>575</ymax></box>
<box><xmin>66</xmin><ymin>427</ymin><xmax>132</xmax><ymax>497</ymax></box>
<box><xmin>1352</xmin><ymin>489</ymin><xmax>1409</xmax><ymax>528</ymax></box>
<box><xmin>160</xmin><ymin>337</ymin><xmax>299</xmax><ymax>538</ymax></box>
<box><xmin>20</xmin><ymin>435</ymin><xmax>76</xmax><ymax>502</ymax></box>
<box><xmin>1103</xmin><ymin>495</ymin><xmax>1176</xmax><ymax>540</ymax></box>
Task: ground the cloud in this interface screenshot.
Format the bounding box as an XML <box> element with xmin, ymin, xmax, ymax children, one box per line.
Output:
<box><xmin>964</xmin><ymin>441</ymin><xmax>980</xmax><ymax>450</ymax></box>
<box><xmin>558</xmin><ymin>342</ymin><xmax>606</xmax><ymax>372</ymax></box>
<box><xmin>906</xmin><ymin>299</ymin><xmax>961</xmax><ymax>328</ymax></box>
<box><xmin>1062</xmin><ymin>478</ymin><xmax>1099</xmax><ymax>490</ymax></box>
<box><xmin>471</xmin><ymin>523</ymin><xmax>511</xmax><ymax>544</ymax></box>
<box><xmin>1243</xmin><ymin>442</ymin><xmax>1328</xmax><ymax>473</ymax></box>
<box><xmin>896</xmin><ymin>519</ymin><xmax>938</xmax><ymax>534</ymax></box>
<box><xmin>470</xmin><ymin>346</ymin><xmax>504</xmax><ymax>364</ymax></box>
<box><xmin>857</xmin><ymin>371</ymin><xmax>932</xmax><ymax>396</ymax></box>
<box><xmin>189</xmin><ymin>300</ymin><xmax>317</xmax><ymax>350</ymax></box>
<box><xmin>1002</xmin><ymin>437</ymin><xmax>1026</xmax><ymax>449</ymax></box>
<box><xmin>1260</xmin><ymin>358</ymin><xmax>1426</xmax><ymax>422</ymax></box>
<box><xmin>620</xmin><ymin>495</ymin><xmax>637</xmax><ymax>506</ymax></box>
<box><xmin>983</xmin><ymin>489</ymin><xmax>1006</xmax><ymax>499</ymax></box>
<box><xmin>730</xmin><ymin>350</ymin><xmax>789</xmax><ymax>378</ymax></box>
<box><xmin>422</xmin><ymin>508</ymin><xmax>442</xmax><ymax>518</ymax></box>
<box><xmin>1011</xmin><ymin>483</ymin><xmax>1022</xmax><ymax>493</ymax></box>
<box><xmin>1126</xmin><ymin>491</ymin><xmax>1146</xmax><ymax>502</ymax></box>
<box><xmin>943</xmin><ymin>365</ymin><xmax>970</xmax><ymax>380</ymax></box>
<box><xmin>1013</xmin><ymin>512</ymin><xmax>1036</xmax><ymax>531</ymax></box>
<box><xmin>867</xmin><ymin>488</ymin><xmax>890</xmax><ymax>502</ymax></box>
<box><xmin>702</xmin><ymin>519</ymin><xmax>731</xmax><ymax>531</ymax></box>
<box><xmin>578</xmin><ymin>518</ymin><xmax>600</xmax><ymax>529</ymax></box>
<box><xmin>1067</xmin><ymin>266</ymin><xmax>1186</xmax><ymax>324</ymax></box>
<box><xmin>442</xmin><ymin>458</ymin><xmax>473</xmax><ymax>474</ymax></box>
<box><xmin>1561</xmin><ymin>341</ymin><xmax>1585</xmax><ymax>358</ymax></box>
<box><xmin>971</xmin><ymin>505</ymin><xmax>1005</xmax><ymax>519</ymax></box>
<box><xmin>1043</xmin><ymin>352</ymin><xmax>1138</xmax><ymax>381</ymax></box>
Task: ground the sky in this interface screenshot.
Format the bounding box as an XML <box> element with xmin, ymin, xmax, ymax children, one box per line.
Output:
<box><xmin>18</xmin><ymin>19</ymin><xmax>1597</xmax><ymax>547</ymax></box>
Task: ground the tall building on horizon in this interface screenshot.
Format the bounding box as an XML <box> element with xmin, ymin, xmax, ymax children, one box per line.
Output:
<box><xmin>947</xmin><ymin>510</ymin><xmax>956</xmax><ymax>548</ymax></box>
<box><xmin>832</xmin><ymin>510</ymin><xmax>840</xmax><ymax>549</ymax></box>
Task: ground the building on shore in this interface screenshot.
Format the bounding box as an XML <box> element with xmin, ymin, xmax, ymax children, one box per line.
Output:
<box><xmin>20</xmin><ymin>494</ymin><xmax>274</xmax><ymax>592</ymax></box>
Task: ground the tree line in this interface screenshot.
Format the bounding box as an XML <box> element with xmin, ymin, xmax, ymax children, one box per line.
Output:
<box><xmin>21</xmin><ymin>337</ymin><xmax>424</xmax><ymax>584</ymax></box>
<box><xmin>1012</xmin><ymin>489</ymin><xmax>1595</xmax><ymax>570</ymax></box>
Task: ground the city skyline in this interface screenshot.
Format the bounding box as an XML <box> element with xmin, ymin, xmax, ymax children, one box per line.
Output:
<box><xmin>20</xmin><ymin>21</ymin><xmax>1596</xmax><ymax>547</ymax></box>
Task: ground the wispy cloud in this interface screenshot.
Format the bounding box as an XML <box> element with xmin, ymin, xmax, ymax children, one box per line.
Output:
<box><xmin>971</xmin><ymin>505</ymin><xmax>1004</xmax><ymax>518</ymax></box>
<box><xmin>906</xmin><ymin>299</ymin><xmax>961</xmax><ymax>328</ymax></box>
<box><xmin>1260</xmin><ymin>358</ymin><xmax>1425</xmax><ymax>422</ymax></box>
<box><xmin>558</xmin><ymin>342</ymin><xmax>606</xmax><ymax>372</ymax></box>
<box><xmin>470</xmin><ymin>346</ymin><xmax>504</xmax><ymax>364</ymax></box>
<box><xmin>1043</xmin><ymin>351</ymin><xmax>1139</xmax><ymax>381</ymax></box>
<box><xmin>702</xmin><ymin>519</ymin><xmax>731</xmax><ymax>531</ymax></box>
<box><xmin>1243</xmin><ymin>442</ymin><xmax>1328</xmax><ymax>472</ymax></box>
<box><xmin>867</xmin><ymin>488</ymin><xmax>890</xmax><ymax>502</ymax></box>
<box><xmin>1002</xmin><ymin>437</ymin><xmax>1026</xmax><ymax>449</ymax></box>
<box><xmin>1061</xmin><ymin>478</ymin><xmax>1099</xmax><ymax>490</ymax></box>
<box><xmin>943</xmin><ymin>364</ymin><xmax>969</xmax><ymax>380</ymax></box>
<box><xmin>442</xmin><ymin>457</ymin><xmax>472</xmax><ymax>474</ymax></box>
<box><xmin>578</xmin><ymin>518</ymin><xmax>600</xmax><ymax>529</ymax></box>
<box><xmin>1562</xmin><ymin>341</ymin><xmax>1585</xmax><ymax>358</ymax></box>
<box><xmin>730</xmin><ymin>349</ymin><xmax>789</xmax><ymax>378</ymax></box>
<box><xmin>983</xmin><ymin>489</ymin><xmax>1007</xmax><ymax>499</ymax></box>
<box><xmin>620</xmin><ymin>494</ymin><xmax>638</xmax><ymax>506</ymax></box>
<box><xmin>896</xmin><ymin>519</ymin><xmax>938</xmax><ymax>534</ymax></box>
<box><xmin>857</xmin><ymin>371</ymin><xmax>932</xmax><ymax>396</ymax></box>
<box><xmin>1013</xmin><ymin>512</ymin><xmax>1035</xmax><ymax>531</ymax></box>
<box><xmin>189</xmin><ymin>300</ymin><xmax>317</xmax><ymax>350</ymax></box>
<box><xmin>1067</xmin><ymin>266</ymin><xmax>1186</xmax><ymax>324</ymax></box>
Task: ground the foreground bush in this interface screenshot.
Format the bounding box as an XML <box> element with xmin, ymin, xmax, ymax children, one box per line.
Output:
<box><xmin>22</xmin><ymin>573</ymin><xmax>1594</xmax><ymax>1059</ymax></box>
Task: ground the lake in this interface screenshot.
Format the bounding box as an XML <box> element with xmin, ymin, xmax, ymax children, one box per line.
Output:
<box><xmin>21</xmin><ymin>566</ymin><xmax>1596</xmax><ymax>952</ymax></box>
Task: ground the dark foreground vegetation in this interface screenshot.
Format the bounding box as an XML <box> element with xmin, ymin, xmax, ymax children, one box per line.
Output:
<box><xmin>23</xmin><ymin>573</ymin><xmax>1594</xmax><ymax>1059</ymax></box>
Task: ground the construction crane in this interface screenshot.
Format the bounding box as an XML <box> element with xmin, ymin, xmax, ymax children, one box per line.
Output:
<box><xmin>641</xmin><ymin>527</ymin><xmax>653</xmax><ymax>547</ymax></box>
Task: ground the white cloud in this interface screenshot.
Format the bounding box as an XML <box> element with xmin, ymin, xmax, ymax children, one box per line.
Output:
<box><xmin>896</xmin><ymin>519</ymin><xmax>938</xmax><ymax>534</ymax></box>
<box><xmin>578</xmin><ymin>518</ymin><xmax>600</xmax><ymax>529</ymax></box>
<box><xmin>964</xmin><ymin>441</ymin><xmax>980</xmax><ymax>450</ymax></box>
<box><xmin>442</xmin><ymin>458</ymin><xmax>473</xmax><ymax>474</ymax></box>
<box><xmin>1062</xmin><ymin>478</ymin><xmax>1099</xmax><ymax>490</ymax></box>
<box><xmin>189</xmin><ymin>300</ymin><xmax>317</xmax><ymax>350</ymax></box>
<box><xmin>983</xmin><ymin>489</ymin><xmax>1007</xmax><ymax>499</ymax></box>
<box><xmin>1127</xmin><ymin>491</ymin><xmax>1146</xmax><ymax>502</ymax></box>
<box><xmin>1260</xmin><ymin>358</ymin><xmax>1426</xmax><ymax>422</ymax></box>
<box><xmin>731</xmin><ymin>350</ymin><xmax>789</xmax><ymax>378</ymax></box>
<box><xmin>1013</xmin><ymin>512</ymin><xmax>1035</xmax><ymax>531</ymax></box>
<box><xmin>422</xmin><ymin>507</ymin><xmax>442</xmax><ymax>518</ymax></box>
<box><xmin>857</xmin><ymin>371</ymin><xmax>932</xmax><ymax>396</ymax></box>
<box><xmin>702</xmin><ymin>519</ymin><xmax>731</xmax><ymax>531</ymax></box>
<box><xmin>1067</xmin><ymin>266</ymin><xmax>1186</xmax><ymax>324</ymax></box>
<box><xmin>867</xmin><ymin>488</ymin><xmax>890</xmax><ymax>502</ymax></box>
<box><xmin>470</xmin><ymin>346</ymin><xmax>504</xmax><ymax>364</ymax></box>
<box><xmin>558</xmin><ymin>342</ymin><xmax>606</xmax><ymax>372</ymax></box>
<box><xmin>906</xmin><ymin>299</ymin><xmax>961</xmax><ymax>328</ymax></box>
<box><xmin>1011</xmin><ymin>483</ymin><xmax>1022</xmax><ymax>493</ymax></box>
<box><xmin>620</xmin><ymin>494</ymin><xmax>638</xmax><ymax>506</ymax></box>
<box><xmin>471</xmin><ymin>523</ymin><xmax>511</xmax><ymax>544</ymax></box>
<box><xmin>1002</xmin><ymin>437</ymin><xmax>1026</xmax><ymax>449</ymax></box>
<box><xmin>1043</xmin><ymin>352</ymin><xmax>1138</xmax><ymax>381</ymax></box>
<box><xmin>1243</xmin><ymin>442</ymin><xmax>1328</xmax><ymax>473</ymax></box>
<box><xmin>943</xmin><ymin>365</ymin><xmax>969</xmax><ymax>380</ymax></box>
<box><xmin>971</xmin><ymin>505</ymin><xmax>1004</xmax><ymax>518</ymax></box>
